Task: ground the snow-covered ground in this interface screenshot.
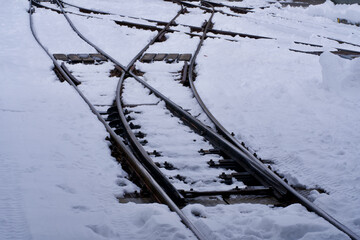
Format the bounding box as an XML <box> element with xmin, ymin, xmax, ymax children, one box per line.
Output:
<box><xmin>1</xmin><ymin>0</ymin><xmax>359</xmax><ymax>239</ymax></box>
<box><xmin>0</xmin><ymin>1</ymin><xmax>194</xmax><ymax>239</ymax></box>
<box><xmin>194</xmin><ymin>0</ymin><xmax>360</xmax><ymax>238</ymax></box>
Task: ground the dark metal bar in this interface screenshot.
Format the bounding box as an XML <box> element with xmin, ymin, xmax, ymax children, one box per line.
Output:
<box><xmin>115</xmin><ymin>71</ymin><xmax>186</xmax><ymax>206</ymax></box>
<box><xmin>183</xmin><ymin>2</ymin><xmax>360</xmax><ymax>240</ymax></box>
<box><xmin>31</xmin><ymin>2</ymin><xmax>207</xmax><ymax>239</ymax></box>
<box><xmin>180</xmin><ymin>61</ymin><xmax>188</xmax><ymax>85</ymax></box>
<box><xmin>180</xmin><ymin>187</ymin><xmax>272</xmax><ymax>198</ymax></box>
<box><xmin>61</xmin><ymin>63</ymin><xmax>81</xmax><ymax>85</ymax></box>
<box><xmin>32</xmin><ymin>0</ymin><xmax>360</xmax><ymax>238</ymax></box>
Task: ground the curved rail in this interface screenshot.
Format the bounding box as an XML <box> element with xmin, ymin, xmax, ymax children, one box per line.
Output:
<box><xmin>29</xmin><ymin>1</ymin><xmax>206</xmax><ymax>239</ymax></box>
<box><xmin>186</xmin><ymin>2</ymin><xmax>360</xmax><ymax>240</ymax></box>
<box><xmin>187</xmin><ymin>1</ymin><xmax>253</xmax><ymax>166</ymax></box>
<box><xmin>61</xmin><ymin>0</ymin><xmax>174</xmax><ymax>26</ymax></box>
<box><xmin>124</xmin><ymin>1</ymin><xmax>184</xmax><ymax>70</ymax></box>
<box><xmin>55</xmin><ymin>0</ymin><xmax>187</xmax><ymax>203</ymax></box>
<box><xmin>122</xmin><ymin>1</ymin><xmax>359</xmax><ymax>239</ymax></box>
<box><xmin>115</xmin><ymin>71</ymin><xmax>186</xmax><ymax>205</ymax></box>
<box><xmin>115</xmin><ymin>4</ymin><xmax>187</xmax><ymax>204</ymax></box>
<box><xmin>60</xmin><ymin>0</ymin><xmax>270</xmax><ymax>40</ymax></box>
<box><xmin>30</xmin><ymin>0</ymin><xmax>360</xmax><ymax>239</ymax></box>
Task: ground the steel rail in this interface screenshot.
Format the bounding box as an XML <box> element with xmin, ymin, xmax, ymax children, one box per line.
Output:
<box><xmin>127</xmin><ymin>73</ymin><xmax>292</xmax><ymax>195</ymax></box>
<box><xmin>119</xmin><ymin>2</ymin><xmax>358</xmax><ymax>239</ymax></box>
<box><xmin>188</xmin><ymin>0</ymin><xmax>266</xmax><ymax>162</ymax></box>
<box><xmin>115</xmin><ymin>72</ymin><xmax>186</xmax><ymax>205</ymax></box>
<box><xmin>188</xmin><ymin>2</ymin><xmax>264</xmax><ymax>163</ymax></box>
<box><xmin>125</xmin><ymin>2</ymin><xmax>184</xmax><ymax>70</ymax></box>
<box><xmin>201</xmin><ymin>0</ymin><xmax>254</xmax><ymax>13</ymax></box>
<box><xmin>55</xmin><ymin>0</ymin><xmax>187</xmax><ymax>204</ymax></box>
<box><xmin>49</xmin><ymin>0</ymin><xmax>126</xmax><ymax>69</ymax></box>
<box><xmin>173</xmin><ymin>1</ymin><xmax>360</xmax><ymax>50</ymax></box>
<box><xmin>125</xmin><ymin>2</ymin><xmax>288</xmax><ymax>196</ymax></box>
<box><xmin>61</xmin><ymin>0</ymin><xmax>175</xmax><ymax>26</ymax></box>
<box><xmin>128</xmin><ymin>29</ymin><xmax>360</xmax><ymax>240</ymax></box>
<box><xmin>56</xmin><ymin>0</ymin><xmax>183</xmax><ymax>201</ymax></box>
<box><xmin>113</xmin><ymin>3</ymin><xmax>188</xmax><ymax>205</ymax></box>
<box><xmin>46</xmin><ymin>0</ymin><xmax>360</xmax><ymax>50</ymax></box>
<box><xmin>55</xmin><ymin>0</ymin><xmax>184</xmax><ymax>70</ymax></box>
<box><xmin>29</xmin><ymin>0</ymin><xmax>164</xmax><ymax>204</ymax></box>
<box><xmin>123</xmin><ymin>22</ymin><xmax>291</xmax><ymax>198</ymax></box>
<box><xmin>34</xmin><ymin>1</ymin><xmax>360</xmax><ymax>50</ymax></box>
<box><xmin>173</xmin><ymin>0</ymin><xmax>243</xmax><ymax>17</ymax></box>
<box><xmin>166</xmin><ymin>0</ymin><xmax>260</xmax><ymax>22</ymax></box>
<box><xmin>185</xmin><ymin>2</ymin><xmax>360</xmax><ymax>240</ymax></box>
<box><xmin>29</xmin><ymin>0</ymin><xmax>163</xmax><ymax>204</ymax></box>
<box><xmin>32</xmin><ymin>0</ymin><xmax>360</xmax><ymax>238</ymax></box>
<box><xmin>29</xmin><ymin>1</ymin><xmax>207</xmax><ymax>239</ymax></box>
<box><xmin>60</xmin><ymin>0</ymin><xmax>270</xmax><ymax>40</ymax></box>
<box><xmin>33</xmin><ymin>1</ymin><xmax>171</xmax><ymax>33</ymax></box>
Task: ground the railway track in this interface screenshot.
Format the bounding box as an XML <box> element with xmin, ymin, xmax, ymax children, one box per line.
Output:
<box><xmin>34</xmin><ymin>0</ymin><xmax>360</xmax><ymax>57</ymax></box>
<box><xmin>29</xmin><ymin>0</ymin><xmax>360</xmax><ymax>239</ymax></box>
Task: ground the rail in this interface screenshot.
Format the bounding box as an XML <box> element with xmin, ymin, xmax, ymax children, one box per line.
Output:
<box><xmin>29</xmin><ymin>1</ymin><xmax>207</xmax><ymax>239</ymax></box>
<box><xmin>29</xmin><ymin>0</ymin><xmax>360</xmax><ymax>239</ymax></box>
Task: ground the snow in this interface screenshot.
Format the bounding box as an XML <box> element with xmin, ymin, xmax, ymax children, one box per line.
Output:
<box><xmin>65</xmin><ymin>12</ymin><xmax>157</xmax><ymax>65</ymax></box>
<box><xmin>122</xmin><ymin>79</ymin><xmax>244</xmax><ymax>191</ymax></box>
<box><xmin>135</xmin><ymin>62</ymin><xmax>213</xmax><ymax>125</ymax></box>
<box><xmin>296</xmin><ymin>1</ymin><xmax>360</xmax><ymax>24</ymax></box>
<box><xmin>194</xmin><ymin>2</ymin><xmax>360</xmax><ymax>237</ymax></box>
<box><xmin>0</xmin><ymin>0</ymin><xmax>195</xmax><ymax>239</ymax></box>
<box><xmin>176</xmin><ymin>8</ymin><xmax>213</xmax><ymax>27</ymax></box>
<box><xmin>65</xmin><ymin>62</ymin><xmax>119</xmax><ymax>106</ymax></box>
<box><xmin>183</xmin><ymin>204</ymin><xmax>349</xmax><ymax>240</ymax></box>
<box><xmin>32</xmin><ymin>8</ymin><xmax>94</xmax><ymax>53</ymax></box>
<box><xmin>1</xmin><ymin>0</ymin><xmax>359</xmax><ymax>239</ymax></box>
<box><xmin>62</xmin><ymin>0</ymin><xmax>180</xmax><ymax>22</ymax></box>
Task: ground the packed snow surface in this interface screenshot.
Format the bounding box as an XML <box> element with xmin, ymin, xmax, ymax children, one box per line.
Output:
<box><xmin>1</xmin><ymin>0</ymin><xmax>359</xmax><ymax>239</ymax></box>
<box><xmin>194</xmin><ymin>1</ymin><xmax>360</xmax><ymax>238</ymax></box>
<box><xmin>0</xmin><ymin>1</ymin><xmax>194</xmax><ymax>239</ymax></box>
